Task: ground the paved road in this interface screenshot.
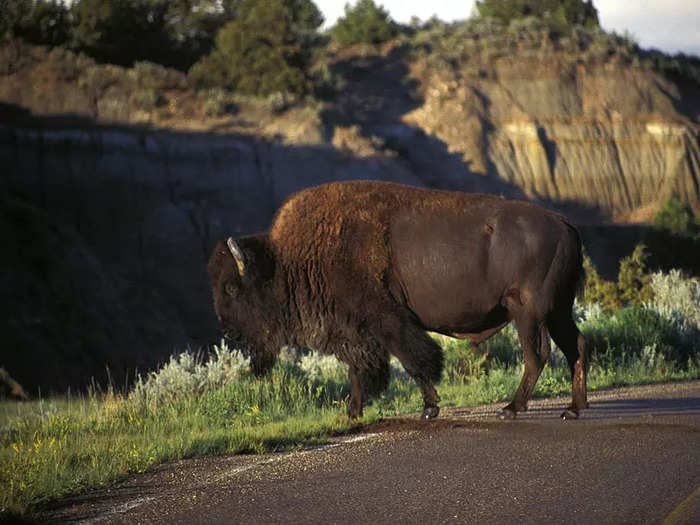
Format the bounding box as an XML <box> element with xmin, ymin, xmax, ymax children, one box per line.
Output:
<box><xmin>43</xmin><ymin>381</ymin><xmax>700</xmax><ymax>524</ymax></box>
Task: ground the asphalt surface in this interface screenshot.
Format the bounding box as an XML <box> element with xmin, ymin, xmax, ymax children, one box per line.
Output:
<box><xmin>41</xmin><ymin>381</ymin><xmax>700</xmax><ymax>525</ymax></box>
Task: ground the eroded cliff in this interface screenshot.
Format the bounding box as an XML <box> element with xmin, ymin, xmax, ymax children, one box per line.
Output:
<box><xmin>406</xmin><ymin>57</ymin><xmax>700</xmax><ymax>219</ymax></box>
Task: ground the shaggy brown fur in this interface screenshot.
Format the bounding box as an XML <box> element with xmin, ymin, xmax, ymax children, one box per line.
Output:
<box><xmin>209</xmin><ymin>181</ymin><xmax>588</xmax><ymax>419</ymax></box>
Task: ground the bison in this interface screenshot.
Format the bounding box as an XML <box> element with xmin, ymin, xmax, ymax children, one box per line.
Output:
<box><xmin>208</xmin><ymin>181</ymin><xmax>588</xmax><ymax>420</ymax></box>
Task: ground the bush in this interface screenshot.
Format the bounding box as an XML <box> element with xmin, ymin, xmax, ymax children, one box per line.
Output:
<box><xmin>654</xmin><ymin>196</ymin><xmax>694</xmax><ymax>236</ymax></box>
<box><xmin>330</xmin><ymin>0</ymin><xmax>398</xmax><ymax>47</ymax></box>
<box><xmin>298</xmin><ymin>352</ymin><xmax>347</xmax><ymax>381</ymax></box>
<box><xmin>70</xmin><ymin>0</ymin><xmax>172</xmax><ymax>67</ymax></box>
<box><xmin>45</xmin><ymin>46</ymin><xmax>93</xmax><ymax>81</ymax></box>
<box><xmin>649</xmin><ymin>270</ymin><xmax>700</xmax><ymax>333</ymax></box>
<box><xmin>200</xmin><ymin>88</ymin><xmax>238</xmax><ymax>117</ymax></box>
<box><xmin>188</xmin><ymin>0</ymin><xmax>322</xmax><ymax>95</ymax></box>
<box><xmin>583</xmin><ymin>307</ymin><xmax>696</xmax><ymax>367</ymax></box>
<box><xmin>583</xmin><ymin>254</ymin><xmax>621</xmax><ymax>309</ymax></box>
<box><xmin>1</xmin><ymin>0</ymin><xmax>72</xmax><ymax>46</ymax></box>
<box><xmin>437</xmin><ymin>336</ymin><xmax>488</xmax><ymax>380</ymax></box>
<box><xmin>128</xmin><ymin>341</ymin><xmax>250</xmax><ymax>407</ymax></box>
<box><xmin>617</xmin><ymin>244</ymin><xmax>653</xmax><ymax>306</ymax></box>
<box><xmin>475</xmin><ymin>0</ymin><xmax>599</xmax><ymax>31</ymax></box>
<box><xmin>130</xmin><ymin>88</ymin><xmax>167</xmax><ymax>111</ymax></box>
<box><xmin>127</xmin><ymin>61</ymin><xmax>187</xmax><ymax>90</ymax></box>
<box><xmin>578</xmin><ymin>267</ymin><xmax>699</xmax><ymax>367</ymax></box>
<box><xmin>410</xmin><ymin>9</ymin><xmax>646</xmax><ymax>74</ymax></box>
<box><xmin>311</xmin><ymin>61</ymin><xmax>345</xmax><ymax>100</ymax></box>
<box><xmin>583</xmin><ymin>245</ymin><xmax>655</xmax><ymax>309</ymax></box>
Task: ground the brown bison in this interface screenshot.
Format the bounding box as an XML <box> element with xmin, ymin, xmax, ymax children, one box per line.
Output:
<box><xmin>208</xmin><ymin>181</ymin><xmax>587</xmax><ymax>420</ymax></box>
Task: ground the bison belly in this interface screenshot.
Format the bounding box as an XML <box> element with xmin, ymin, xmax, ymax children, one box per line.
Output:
<box><xmin>390</xmin><ymin>212</ymin><xmax>508</xmax><ymax>334</ymax></box>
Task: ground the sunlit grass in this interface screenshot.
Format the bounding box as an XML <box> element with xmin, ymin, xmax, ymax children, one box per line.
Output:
<box><xmin>0</xmin><ymin>372</ymin><xmax>375</xmax><ymax>516</ymax></box>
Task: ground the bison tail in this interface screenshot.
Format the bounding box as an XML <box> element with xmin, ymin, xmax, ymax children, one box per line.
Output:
<box><xmin>568</xmin><ymin>222</ymin><xmax>585</xmax><ymax>301</ymax></box>
<box><xmin>553</xmin><ymin>219</ymin><xmax>585</xmax><ymax>304</ymax></box>
<box><xmin>564</xmin><ymin>221</ymin><xmax>586</xmax><ymax>299</ymax></box>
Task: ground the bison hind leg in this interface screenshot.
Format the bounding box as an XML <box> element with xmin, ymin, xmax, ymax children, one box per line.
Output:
<box><xmin>548</xmin><ymin>313</ymin><xmax>588</xmax><ymax>418</ymax></box>
<box><xmin>393</xmin><ymin>322</ymin><xmax>444</xmax><ymax>419</ymax></box>
<box><xmin>501</xmin><ymin>318</ymin><xmax>550</xmax><ymax>420</ymax></box>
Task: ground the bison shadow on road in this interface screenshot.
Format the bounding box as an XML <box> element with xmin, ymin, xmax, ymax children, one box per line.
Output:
<box><xmin>445</xmin><ymin>393</ymin><xmax>700</xmax><ymax>422</ymax></box>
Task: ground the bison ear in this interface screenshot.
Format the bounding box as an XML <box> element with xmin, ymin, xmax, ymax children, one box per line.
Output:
<box><xmin>227</xmin><ymin>237</ymin><xmax>246</xmax><ymax>277</ymax></box>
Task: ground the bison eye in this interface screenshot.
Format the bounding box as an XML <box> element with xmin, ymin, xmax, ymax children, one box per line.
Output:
<box><xmin>224</xmin><ymin>280</ymin><xmax>238</xmax><ymax>296</ymax></box>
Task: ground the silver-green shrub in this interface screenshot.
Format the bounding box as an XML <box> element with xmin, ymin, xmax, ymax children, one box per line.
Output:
<box><xmin>648</xmin><ymin>270</ymin><xmax>700</xmax><ymax>330</ymax></box>
<box><xmin>129</xmin><ymin>340</ymin><xmax>249</xmax><ymax>406</ymax></box>
<box><xmin>298</xmin><ymin>352</ymin><xmax>346</xmax><ymax>381</ymax></box>
<box><xmin>647</xmin><ymin>270</ymin><xmax>700</xmax><ymax>349</ymax></box>
<box><xmin>573</xmin><ymin>300</ymin><xmax>604</xmax><ymax>324</ymax></box>
<box><xmin>283</xmin><ymin>349</ymin><xmax>408</xmax><ymax>380</ymax></box>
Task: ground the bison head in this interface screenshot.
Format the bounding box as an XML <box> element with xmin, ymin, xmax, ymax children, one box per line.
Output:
<box><xmin>208</xmin><ymin>234</ymin><xmax>282</xmax><ymax>376</ymax></box>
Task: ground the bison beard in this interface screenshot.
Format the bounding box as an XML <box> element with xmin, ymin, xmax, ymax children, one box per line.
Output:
<box><xmin>208</xmin><ymin>181</ymin><xmax>588</xmax><ymax>420</ymax></box>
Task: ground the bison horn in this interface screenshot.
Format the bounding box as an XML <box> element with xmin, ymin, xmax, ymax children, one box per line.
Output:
<box><xmin>227</xmin><ymin>237</ymin><xmax>246</xmax><ymax>276</ymax></box>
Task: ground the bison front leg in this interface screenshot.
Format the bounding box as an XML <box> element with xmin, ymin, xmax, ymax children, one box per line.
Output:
<box><xmin>417</xmin><ymin>381</ymin><xmax>440</xmax><ymax>420</ymax></box>
<box><xmin>347</xmin><ymin>365</ymin><xmax>364</xmax><ymax>419</ymax></box>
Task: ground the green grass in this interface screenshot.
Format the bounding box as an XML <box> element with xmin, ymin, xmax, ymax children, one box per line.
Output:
<box><xmin>0</xmin><ymin>372</ymin><xmax>376</xmax><ymax>517</ymax></box>
<box><xmin>2</xmin><ymin>300</ymin><xmax>699</xmax><ymax>518</ymax></box>
<box><xmin>371</xmin><ymin>353</ymin><xmax>699</xmax><ymax>418</ymax></box>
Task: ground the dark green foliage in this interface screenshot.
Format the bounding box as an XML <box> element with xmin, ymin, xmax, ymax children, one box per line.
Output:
<box><xmin>583</xmin><ymin>245</ymin><xmax>654</xmax><ymax>309</ymax></box>
<box><xmin>310</xmin><ymin>61</ymin><xmax>344</xmax><ymax>100</ymax></box>
<box><xmin>285</xmin><ymin>0</ymin><xmax>325</xmax><ymax>34</ymax></box>
<box><xmin>654</xmin><ymin>196</ymin><xmax>693</xmax><ymax>235</ymax></box>
<box><xmin>330</xmin><ymin>0</ymin><xmax>398</xmax><ymax>46</ymax></box>
<box><xmin>188</xmin><ymin>0</ymin><xmax>323</xmax><ymax>95</ymax></box>
<box><xmin>583</xmin><ymin>307</ymin><xmax>696</xmax><ymax>367</ymax></box>
<box><xmin>70</xmin><ymin>0</ymin><xmax>172</xmax><ymax>66</ymax></box>
<box><xmin>642</xmin><ymin>196</ymin><xmax>700</xmax><ymax>276</ymax></box>
<box><xmin>617</xmin><ymin>245</ymin><xmax>654</xmax><ymax>306</ymax></box>
<box><xmin>475</xmin><ymin>0</ymin><xmax>599</xmax><ymax>30</ymax></box>
<box><xmin>583</xmin><ymin>254</ymin><xmax>621</xmax><ymax>310</ymax></box>
<box><xmin>156</xmin><ymin>0</ymin><xmax>236</xmax><ymax>70</ymax></box>
<box><xmin>441</xmin><ymin>338</ymin><xmax>488</xmax><ymax>380</ymax></box>
<box><xmin>158</xmin><ymin>0</ymin><xmax>322</xmax><ymax>71</ymax></box>
<box><xmin>1</xmin><ymin>0</ymin><xmax>72</xmax><ymax>46</ymax></box>
<box><xmin>1</xmin><ymin>0</ymin><xmax>244</xmax><ymax>70</ymax></box>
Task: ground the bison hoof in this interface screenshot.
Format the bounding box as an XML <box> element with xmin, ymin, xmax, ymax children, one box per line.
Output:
<box><xmin>499</xmin><ymin>408</ymin><xmax>517</xmax><ymax>420</ymax></box>
<box><xmin>560</xmin><ymin>408</ymin><xmax>580</xmax><ymax>420</ymax></box>
<box><xmin>421</xmin><ymin>406</ymin><xmax>439</xmax><ymax>420</ymax></box>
